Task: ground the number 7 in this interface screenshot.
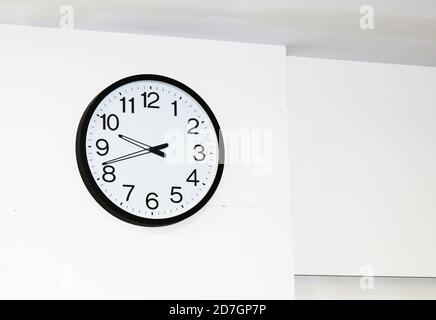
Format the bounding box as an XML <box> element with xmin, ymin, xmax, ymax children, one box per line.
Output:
<box><xmin>122</xmin><ymin>184</ymin><xmax>135</xmax><ymax>201</ymax></box>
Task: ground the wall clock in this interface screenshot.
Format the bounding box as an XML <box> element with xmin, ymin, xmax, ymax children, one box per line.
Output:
<box><xmin>76</xmin><ymin>74</ymin><xmax>224</xmax><ymax>226</ymax></box>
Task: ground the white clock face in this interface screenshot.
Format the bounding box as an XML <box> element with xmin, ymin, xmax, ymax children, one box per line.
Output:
<box><xmin>76</xmin><ymin>75</ymin><xmax>224</xmax><ymax>226</ymax></box>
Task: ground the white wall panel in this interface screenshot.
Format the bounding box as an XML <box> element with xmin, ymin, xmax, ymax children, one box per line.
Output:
<box><xmin>288</xmin><ymin>56</ymin><xmax>436</xmax><ymax>277</ymax></box>
<box><xmin>0</xmin><ymin>25</ymin><xmax>293</xmax><ymax>299</ymax></box>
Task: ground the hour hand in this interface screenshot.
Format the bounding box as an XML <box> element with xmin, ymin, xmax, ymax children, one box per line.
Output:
<box><xmin>148</xmin><ymin>143</ymin><xmax>168</xmax><ymax>158</ymax></box>
<box><xmin>118</xmin><ymin>134</ymin><xmax>150</xmax><ymax>149</ymax></box>
<box><xmin>118</xmin><ymin>134</ymin><xmax>167</xmax><ymax>157</ymax></box>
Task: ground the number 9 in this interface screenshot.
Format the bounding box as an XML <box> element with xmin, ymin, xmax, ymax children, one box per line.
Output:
<box><xmin>96</xmin><ymin>139</ymin><xmax>109</xmax><ymax>156</ymax></box>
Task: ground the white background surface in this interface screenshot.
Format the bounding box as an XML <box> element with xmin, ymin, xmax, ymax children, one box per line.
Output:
<box><xmin>0</xmin><ymin>25</ymin><xmax>293</xmax><ymax>299</ymax></box>
<box><xmin>288</xmin><ymin>56</ymin><xmax>436</xmax><ymax>277</ymax></box>
<box><xmin>295</xmin><ymin>276</ymin><xmax>436</xmax><ymax>300</ymax></box>
<box><xmin>1</xmin><ymin>0</ymin><xmax>436</xmax><ymax>66</ymax></box>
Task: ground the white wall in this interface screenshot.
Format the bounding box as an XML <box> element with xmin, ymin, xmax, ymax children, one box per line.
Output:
<box><xmin>2</xmin><ymin>0</ymin><xmax>436</xmax><ymax>67</ymax></box>
<box><xmin>288</xmin><ymin>56</ymin><xmax>436</xmax><ymax>277</ymax></box>
<box><xmin>295</xmin><ymin>276</ymin><xmax>436</xmax><ymax>300</ymax></box>
<box><xmin>0</xmin><ymin>25</ymin><xmax>294</xmax><ymax>299</ymax></box>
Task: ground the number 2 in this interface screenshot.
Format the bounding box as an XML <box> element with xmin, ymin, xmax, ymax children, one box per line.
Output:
<box><xmin>187</xmin><ymin>118</ymin><xmax>199</xmax><ymax>135</ymax></box>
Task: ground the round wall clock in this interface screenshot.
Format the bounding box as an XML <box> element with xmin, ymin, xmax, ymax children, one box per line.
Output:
<box><xmin>76</xmin><ymin>74</ymin><xmax>224</xmax><ymax>226</ymax></box>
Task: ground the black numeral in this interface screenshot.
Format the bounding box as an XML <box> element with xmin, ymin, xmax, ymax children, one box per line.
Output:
<box><xmin>122</xmin><ymin>184</ymin><xmax>135</xmax><ymax>201</ymax></box>
<box><xmin>170</xmin><ymin>186</ymin><xmax>183</xmax><ymax>203</ymax></box>
<box><xmin>186</xmin><ymin>169</ymin><xmax>199</xmax><ymax>186</ymax></box>
<box><xmin>172</xmin><ymin>100</ymin><xmax>177</xmax><ymax>117</ymax></box>
<box><xmin>120</xmin><ymin>97</ymin><xmax>135</xmax><ymax>113</ymax></box>
<box><xmin>102</xmin><ymin>165</ymin><xmax>116</xmax><ymax>182</ymax></box>
<box><xmin>193</xmin><ymin>144</ymin><xmax>206</xmax><ymax>161</ymax></box>
<box><xmin>146</xmin><ymin>192</ymin><xmax>159</xmax><ymax>210</ymax></box>
<box><xmin>142</xmin><ymin>92</ymin><xmax>160</xmax><ymax>108</ymax></box>
<box><xmin>187</xmin><ymin>118</ymin><xmax>199</xmax><ymax>135</ymax></box>
<box><xmin>96</xmin><ymin>139</ymin><xmax>109</xmax><ymax>156</ymax></box>
<box><xmin>99</xmin><ymin>114</ymin><xmax>119</xmax><ymax>131</ymax></box>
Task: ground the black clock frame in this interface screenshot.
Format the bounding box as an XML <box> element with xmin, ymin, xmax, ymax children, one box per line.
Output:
<box><xmin>76</xmin><ymin>74</ymin><xmax>225</xmax><ymax>227</ymax></box>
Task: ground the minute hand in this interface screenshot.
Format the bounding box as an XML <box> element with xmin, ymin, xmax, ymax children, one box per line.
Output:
<box><xmin>102</xmin><ymin>149</ymin><xmax>153</xmax><ymax>165</ymax></box>
<box><xmin>102</xmin><ymin>143</ymin><xmax>168</xmax><ymax>165</ymax></box>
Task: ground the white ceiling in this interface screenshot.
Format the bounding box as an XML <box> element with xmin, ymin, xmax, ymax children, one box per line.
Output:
<box><xmin>1</xmin><ymin>0</ymin><xmax>436</xmax><ymax>66</ymax></box>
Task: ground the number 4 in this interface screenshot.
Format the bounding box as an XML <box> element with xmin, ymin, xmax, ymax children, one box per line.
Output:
<box><xmin>186</xmin><ymin>170</ymin><xmax>199</xmax><ymax>186</ymax></box>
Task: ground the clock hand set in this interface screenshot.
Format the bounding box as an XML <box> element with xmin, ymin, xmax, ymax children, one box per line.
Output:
<box><xmin>102</xmin><ymin>144</ymin><xmax>168</xmax><ymax>165</ymax></box>
<box><xmin>118</xmin><ymin>134</ymin><xmax>163</xmax><ymax>155</ymax></box>
<box><xmin>118</xmin><ymin>134</ymin><xmax>168</xmax><ymax>158</ymax></box>
<box><xmin>102</xmin><ymin>134</ymin><xmax>168</xmax><ymax>165</ymax></box>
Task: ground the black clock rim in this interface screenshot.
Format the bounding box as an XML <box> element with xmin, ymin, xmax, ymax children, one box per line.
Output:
<box><xmin>76</xmin><ymin>74</ymin><xmax>225</xmax><ymax>227</ymax></box>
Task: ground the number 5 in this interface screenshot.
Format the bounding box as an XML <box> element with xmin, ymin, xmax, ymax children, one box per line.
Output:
<box><xmin>170</xmin><ymin>186</ymin><xmax>183</xmax><ymax>203</ymax></box>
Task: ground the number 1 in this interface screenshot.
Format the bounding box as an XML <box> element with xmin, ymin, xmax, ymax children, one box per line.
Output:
<box><xmin>172</xmin><ymin>100</ymin><xmax>177</xmax><ymax>117</ymax></box>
